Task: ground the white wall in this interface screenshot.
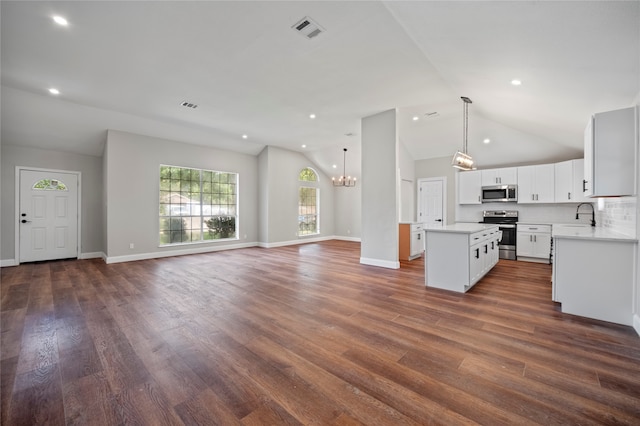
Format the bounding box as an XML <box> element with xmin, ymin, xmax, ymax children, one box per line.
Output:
<box><xmin>415</xmin><ymin>156</ymin><xmax>456</xmax><ymax>225</ymax></box>
<box><xmin>333</xmin><ymin>184</ymin><xmax>361</xmax><ymax>239</ymax></box>
<box><xmin>361</xmin><ymin>109</ymin><xmax>399</xmax><ymax>268</ymax></box>
<box><xmin>1</xmin><ymin>144</ymin><xmax>104</xmax><ymax>263</ymax></box>
<box><xmin>398</xmin><ymin>140</ymin><xmax>416</xmax><ymax>222</ymax></box>
<box><xmin>259</xmin><ymin>146</ymin><xmax>335</xmax><ymax>246</ymax></box>
<box><xmin>104</xmin><ymin>130</ymin><xmax>258</xmax><ymax>261</ymax></box>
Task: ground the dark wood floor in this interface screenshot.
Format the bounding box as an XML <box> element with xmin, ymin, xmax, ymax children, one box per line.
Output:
<box><xmin>2</xmin><ymin>240</ymin><xmax>639</xmax><ymax>425</ymax></box>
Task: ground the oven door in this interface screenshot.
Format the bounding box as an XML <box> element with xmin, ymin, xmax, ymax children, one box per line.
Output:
<box><xmin>497</xmin><ymin>224</ymin><xmax>517</xmax><ymax>259</ymax></box>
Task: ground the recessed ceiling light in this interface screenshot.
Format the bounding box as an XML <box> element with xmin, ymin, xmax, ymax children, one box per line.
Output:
<box><xmin>48</xmin><ymin>88</ymin><xmax>60</xmax><ymax>95</ymax></box>
<box><xmin>309</xmin><ymin>114</ymin><xmax>316</xmax><ymax>119</ymax></box>
<box><xmin>511</xmin><ymin>79</ymin><xmax>522</xmax><ymax>86</ymax></box>
<box><xmin>483</xmin><ymin>138</ymin><xmax>491</xmax><ymax>144</ymax></box>
<box><xmin>412</xmin><ymin>116</ymin><xmax>419</xmax><ymax>121</ymax></box>
<box><xmin>301</xmin><ymin>144</ymin><xmax>306</xmax><ymax>148</ymax></box>
<box><xmin>52</xmin><ymin>15</ymin><xmax>68</xmax><ymax>26</ymax></box>
<box><xmin>242</xmin><ymin>134</ymin><xmax>248</xmax><ymax>139</ymax></box>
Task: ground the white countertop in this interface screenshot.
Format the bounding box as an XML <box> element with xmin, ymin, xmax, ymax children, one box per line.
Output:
<box><xmin>424</xmin><ymin>223</ymin><xmax>499</xmax><ymax>234</ymax></box>
<box><xmin>552</xmin><ymin>225</ymin><xmax>637</xmax><ymax>243</ymax></box>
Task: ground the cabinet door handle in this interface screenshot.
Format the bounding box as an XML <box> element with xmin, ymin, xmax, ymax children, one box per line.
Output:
<box><xmin>568</xmin><ymin>192</ymin><xmax>571</xmax><ymax>200</ymax></box>
<box><xmin>475</xmin><ymin>248</ymin><xmax>480</xmax><ymax>259</ymax></box>
<box><xmin>491</xmin><ymin>241</ymin><xmax>494</xmax><ymax>249</ymax></box>
<box><xmin>484</xmin><ymin>245</ymin><xmax>488</xmax><ymax>254</ymax></box>
<box><xmin>534</xmin><ymin>235</ymin><xmax>537</xmax><ymax>243</ymax></box>
<box><xmin>530</xmin><ymin>235</ymin><xmax>533</xmax><ymax>242</ymax></box>
<box><xmin>583</xmin><ymin>179</ymin><xmax>587</xmax><ymax>192</ymax></box>
<box><xmin>417</xmin><ymin>233</ymin><xmax>421</xmax><ymax>240</ymax></box>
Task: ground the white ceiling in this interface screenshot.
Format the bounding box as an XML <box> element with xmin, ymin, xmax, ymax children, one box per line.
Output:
<box><xmin>2</xmin><ymin>1</ymin><xmax>638</xmax><ymax>177</ymax></box>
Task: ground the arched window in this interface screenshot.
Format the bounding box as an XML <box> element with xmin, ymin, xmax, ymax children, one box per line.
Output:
<box><xmin>32</xmin><ymin>179</ymin><xmax>68</xmax><ymax>191</ymax></box>
<box><xmin>298</xmin><ymin>168</ymin><xmax>319</xmax><ymax>235</ymax></box>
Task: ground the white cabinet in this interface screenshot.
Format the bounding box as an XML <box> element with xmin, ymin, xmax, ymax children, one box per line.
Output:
<box><xmin>517</xmin><ymin>224</ymin><xmax>552</xmax><ymax>263</ymax></box>
<box><xmin>554</xmin><ymin>159</ymin><xmax>587</xmax><ymax>203</ymax></box>
<box><xmin>517</xmin><ymin>164</ymin><xmax>555</xmax><ymax>203</ymax></box>
<box><xmin>553</xmin><ymin>236</ymin><xmax>636</xmax><ymax>326</ymax></box>
<box><xmin>481</xmin><ymin>167</ymin><xmax>518</xmax><ymax>186</ymax></box>
<box><xmin>399</xmin><ymin>223</ymin><xmax>423</xmax><ymax>261</ymax></box>
<box><xmin>584</xmin><ymin>106</ymin><xmax>637</xmax><ymax>197</ymax></box>
<box><xmin>425</xmin><ymin>225</ymin><xmax>500</xmax><ymax>293</ymax></box>
<box><xmin>410</xmin><ymin>224</ymin><xmax>424</xmax><ymax>258</ymax></box>
<box><xmin>458</xmin><ymin>170</ymin><xmax>481</xmax><ymax>204</ymax></box>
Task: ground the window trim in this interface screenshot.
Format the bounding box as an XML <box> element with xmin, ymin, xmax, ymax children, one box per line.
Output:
<box><xmin>298</xmin><ymin>167</ymin><xmax>320</xmax><ymax>237</ymax></box>
<box><xmin>159</xmin><ymin>164</ymin><xmax>239</xmax><ymax>246</ymax></box>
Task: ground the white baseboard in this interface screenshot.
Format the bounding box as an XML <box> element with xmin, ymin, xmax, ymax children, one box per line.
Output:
<box><xmin>105</xmin><ymin>241</ymin><xmax>258</xmax><ymax>264</ymax></box>
<box><xmin>0</xmin><ymin>259</ymin><xmax>18</xmax><ymax>267</ymax></box>
<box><xmin>333</xmin><ymin>236</ymin><xmax>361</xmax><ymax>242</ymax></box>
<box><xmin>634</xmin><ymin>314</ymin><xmax>640</xmax><ymax>336</ymax></box>
<box><xmin>79</xmin><ymin>251</ymin><xmax>104</xmax><ymax>260</ymax></box>
<box><xmin>360</xmin><ymin>257</ymin><xmax>400</xmax><ymax>269</ymax></box>
<box><xmin>258</xmin><ymin>235</ymin><xmax>334</xmax><ymax>249</ymax></box>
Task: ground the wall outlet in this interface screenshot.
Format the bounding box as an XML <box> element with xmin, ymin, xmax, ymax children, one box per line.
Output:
<box><xmin>129</xmin><ymin>243</ymin><xmax>134</xmax><ymax>249</ymax></box>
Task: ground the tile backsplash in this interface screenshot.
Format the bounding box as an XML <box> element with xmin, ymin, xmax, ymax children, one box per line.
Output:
<box><xmin>595</xmin><ymin>197</ymin><xmax>637</xmax><ymax>237</ymax></box>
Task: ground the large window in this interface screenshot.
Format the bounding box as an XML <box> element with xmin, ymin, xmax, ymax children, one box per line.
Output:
<box><xmin>298</xmin><ymin>167</ymin><xmax>319</xmax><ymax>236</ymax></box>
<box><xmin>159</xmin><ymin>165</ymin><xmax>238</xmax><ymax>245</ymax></box>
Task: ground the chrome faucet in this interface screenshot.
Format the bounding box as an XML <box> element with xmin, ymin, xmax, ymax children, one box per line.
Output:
<box><xmin>575</xmin><ymin>203</ymin><xmax>596</xmax><ymax>227</ymax></box>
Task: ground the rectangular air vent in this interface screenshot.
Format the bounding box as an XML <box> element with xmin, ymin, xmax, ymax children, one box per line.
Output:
<box><xmin>292</xmin><ymin>16</ymin><xmax>324</xmax><ymax>39</ymax></box>
<box><xmin>180</xmin><ymin>101</ymin><xmax>198</xmax><ymax>109</ymax></box>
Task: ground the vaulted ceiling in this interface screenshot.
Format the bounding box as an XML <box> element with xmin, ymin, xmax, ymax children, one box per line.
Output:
<box><xmin>2</xmin><ymin>1</ymin><xmax>638</xmax><ymax>177</ymax></box>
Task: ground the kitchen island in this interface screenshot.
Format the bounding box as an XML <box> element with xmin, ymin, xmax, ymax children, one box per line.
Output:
<box><xmin>425</xmin><ymin>223</ymin><xmax>500</xmax><ymax>293</ymax></box>
<box><xmin>552</xmin><ymin>225</ymin><xmax>637</xmax><ymax>326</ymax></box>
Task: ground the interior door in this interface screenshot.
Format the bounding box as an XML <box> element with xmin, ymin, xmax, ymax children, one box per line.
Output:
<box><xmin>19</xmin><ymin>169</ymin><xmax>79</xmax><ymax>262</ymax></box>
<box><xmin>418</xmin><ymin>178</ymin><xmax>445</xmax><ymax>228</ymax></box>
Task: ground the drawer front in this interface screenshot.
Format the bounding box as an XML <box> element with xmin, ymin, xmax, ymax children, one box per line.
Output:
<box><xmin>411</xmin><ymin>223</ymin><xmax>423</xmax><ymax>232</ymax></box>
<box><xmin>519</xmin><ymin>224</ymin><xmax>551</xmax><ymax>233</ymax></box>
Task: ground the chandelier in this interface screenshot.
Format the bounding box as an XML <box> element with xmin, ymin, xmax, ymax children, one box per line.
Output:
<box><xmin>451</xmin><ymin>96</ymin><xmax>475</xmax><ymax>170</ymax></box>
<box><xmin>332</xmin><ymin>148</ymin><xmax>356</xmax><ymax>187</ymax></box>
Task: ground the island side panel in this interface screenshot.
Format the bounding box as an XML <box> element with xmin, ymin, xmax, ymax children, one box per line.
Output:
<box><xmin>554</xmin><ymin>237</ymin><xmax>636</xmax><ymax>326</ymax></box>
<box><xmin>425</xmin><ymin>231</ymin><xmax>470</xmax><ymax>292</ymax></box>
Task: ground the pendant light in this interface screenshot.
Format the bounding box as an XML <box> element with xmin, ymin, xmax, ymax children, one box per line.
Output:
<box><xmin>451</xmin><ymin>96</ymin><xmax>475</xmax><ymax>170</ymax></box>
<box><xmin>332</xmin><ymin>148</ymin><xmax>356</xmax><ymax>187</ymax></box>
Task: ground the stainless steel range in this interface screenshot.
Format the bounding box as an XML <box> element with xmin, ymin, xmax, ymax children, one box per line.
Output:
<box><xmin>481</xmin><ymin>210</ymin><xmax>518</xmax><ymax>260</ymax></box>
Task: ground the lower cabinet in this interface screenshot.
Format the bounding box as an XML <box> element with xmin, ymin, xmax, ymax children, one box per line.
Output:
<box><xmin>517</xmin><ymin>224</ymin><xmax>551</xmax><ymax>263</ymax></box>
<box><xmin>399</xmin><ymin>223</ymin><xmax>424</xmax><ymax>261</ymax></box>
<box><xmin>425</xmin><ymin>226</ymin><xmax>500</xmax><ymax>292</ymax></box>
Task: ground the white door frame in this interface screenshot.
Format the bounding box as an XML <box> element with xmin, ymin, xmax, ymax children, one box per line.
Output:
<box><xmin>417</xmin><ymin>177</ymin><xmax>447</xmax><ymax>225</ymax></box>
<box><xmin>15</xmin><ymin>166</ymin><xmax>82</xmax><ymax>265</ymax></box>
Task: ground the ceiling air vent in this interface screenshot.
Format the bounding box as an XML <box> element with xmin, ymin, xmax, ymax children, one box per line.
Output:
<box><xmin>180</xmin><ymin>101</ymin><xmax>198</xmax><ymax>109</ymax></box>
<box><xmin>292</xmin><ymin>16</ymin><xmax>324</xmax><ymax>39</ymax></box>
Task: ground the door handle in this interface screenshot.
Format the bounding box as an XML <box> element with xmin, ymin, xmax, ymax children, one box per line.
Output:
<box><xmin>583</xmin><ymin>180</ymin><xmax>587</xmax><ymax>192</ymax></box>
<box><xmin>21</xmin><ymin>219</ymin><xmax>31</xmax><ymax>224</ymax></box>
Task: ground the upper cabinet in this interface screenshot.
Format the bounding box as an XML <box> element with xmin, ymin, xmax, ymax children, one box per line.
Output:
<box><xmin>554</xmin><ymin>159</ymin><xmax>587</xmax><ymax>203</ymax></box>
<box><xmin>458</xmin><ymin>170</ymin><xmax>482</xmax><ymax>204</ymax></box>
<box><xmin>517</xmin><ymin>164</ymin><xmax>555</xmax><ymax>203</ymax></box>
<box><xmin>584</xmin><ymin>106</ymin><xmax>637</xmax><ymax>197</ymax></box>
<box><xmin>481</xmin><ymin>167</ymin><xmax>517</xmax><ymax>186</ymax></box>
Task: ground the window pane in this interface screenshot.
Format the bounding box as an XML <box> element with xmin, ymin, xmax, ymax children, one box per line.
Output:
<box><xmin>298</xmin><ymin>186</ymin><xmax>319</xmax><ymax>235</ymax></box>
<box><xmin>160</xmin><ymin>165</ymin><xmax>238</xmax><ymax>245</ymax></box>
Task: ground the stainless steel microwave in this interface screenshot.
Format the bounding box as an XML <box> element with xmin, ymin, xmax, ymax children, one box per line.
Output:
<box><xmin>481</xmin><ymin>185</ymin><xmax>517</xmax><ymax>203</ymax></box>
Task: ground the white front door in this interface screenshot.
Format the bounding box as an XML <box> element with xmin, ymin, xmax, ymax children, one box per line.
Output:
<box><xmin>19</xmin><ymin>169</ymin><xmax>79</xmax><ymax>262</ymax></box>
<box><xmin>418</xmin><ymin>178</ymin><xmax>445</xmax><ymax>228</ymax></box>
